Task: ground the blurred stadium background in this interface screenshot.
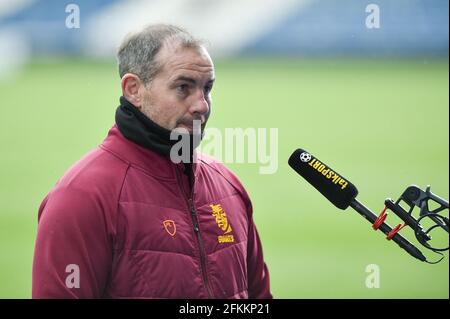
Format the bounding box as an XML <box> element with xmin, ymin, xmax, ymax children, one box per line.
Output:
<box><xmin>0</xmin><ymin>0</ymin><xmax>448</xmax><ymax>298</ymax></box>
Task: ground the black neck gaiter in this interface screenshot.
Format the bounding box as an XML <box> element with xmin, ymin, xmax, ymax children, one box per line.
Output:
<box><xmin>115</xmin><ymin>96</ymin><xmax>200</xmax><ymax>161</ymax></box>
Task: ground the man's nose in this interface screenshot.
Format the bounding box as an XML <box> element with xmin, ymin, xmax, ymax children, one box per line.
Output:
<box><xmin>190</xmin><ymin>90</ymin><xmax>210</xmax><ymax>118</ymax></box>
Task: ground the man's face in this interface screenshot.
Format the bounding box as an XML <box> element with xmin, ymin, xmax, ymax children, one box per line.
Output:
<box><xmin>139</xmin><ymin>43</ymin><xmax>215</xmax><ymax>134</ymax></box>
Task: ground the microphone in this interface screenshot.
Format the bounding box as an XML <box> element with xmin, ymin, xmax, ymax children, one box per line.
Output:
<box><xmin>288</xmin><ymin>148</ymin><xmax>427</xmax><ymax>262</ymax></box>
<box><xmin>288</xmin><ymin>149</ymin><xmax>358</xmax><ymax>210</ymax></box>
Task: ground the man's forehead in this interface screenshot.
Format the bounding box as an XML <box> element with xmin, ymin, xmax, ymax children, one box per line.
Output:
<box><xmin>157</xmin><ymin>44</ymin><xmax>214</xmax><ymax>80</ymax></box>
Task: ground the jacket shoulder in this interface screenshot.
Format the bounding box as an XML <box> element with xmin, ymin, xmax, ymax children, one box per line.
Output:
<box><xmin>39</xmin><ymin>146</ymin><xmax>130</xmax><ymax>222</ymax></box>
<box><xmin>57</xmin><ymin>146</ymin><xmax>129</xmax><ymax>191</ymax></box>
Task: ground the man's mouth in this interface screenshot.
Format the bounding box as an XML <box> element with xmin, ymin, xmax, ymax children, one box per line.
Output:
<box><xmin>176</xmin><ymin>119</ymin><xmax>204</xmax><ymax>133</ymax></box>
<box><xmin>176</xmin><ymin>123</ymin><xmax>194</xmax><ymax>133</ymax></box>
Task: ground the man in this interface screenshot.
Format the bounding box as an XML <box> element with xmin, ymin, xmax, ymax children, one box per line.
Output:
<box><xmin>32</xmin><ymin>24</ymin><xmax>272</xmax><ymax>299</ymax></box>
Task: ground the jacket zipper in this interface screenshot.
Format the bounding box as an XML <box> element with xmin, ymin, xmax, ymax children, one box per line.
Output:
<box><xmin>175</xmin><ymin>166</ymin><xmax>214</xmax><ymax>298</ymax></box>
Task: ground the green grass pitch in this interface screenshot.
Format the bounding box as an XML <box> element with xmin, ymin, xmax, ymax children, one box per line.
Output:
<box><xmin>0</xmin><ymin>58</ymin><xmax>448</xmax><ymax>298</ymax></box>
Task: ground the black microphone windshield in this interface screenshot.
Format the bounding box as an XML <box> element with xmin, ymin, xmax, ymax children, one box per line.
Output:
<box><xmin>288</xmin><ymin>149</ymin><xmax>358</xmax><ymax>210</ymax></box>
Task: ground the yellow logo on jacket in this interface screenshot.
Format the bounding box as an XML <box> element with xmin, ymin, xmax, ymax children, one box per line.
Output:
<box><xmin>210</xmin><ymin>204</ymin><xmax>234</xmax><ymax>243</ymax></box>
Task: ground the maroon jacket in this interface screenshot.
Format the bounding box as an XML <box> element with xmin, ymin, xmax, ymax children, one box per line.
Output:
<box><xmin>32</xmin><ymin>125</ymin><xmax>271</xmax><ymax>298</ymax></box>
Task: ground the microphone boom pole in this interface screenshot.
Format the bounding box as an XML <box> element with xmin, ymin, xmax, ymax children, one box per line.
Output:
<box><xmin>349</xmin><ymin>198</ymin><xmax>426</xmax><ymax>261</ymax></box>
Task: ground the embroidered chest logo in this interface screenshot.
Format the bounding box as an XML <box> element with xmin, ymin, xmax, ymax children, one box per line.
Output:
<box><xmin>210</xmin><ymin>204</ymin><xmax>234</xmax><ymax>243</ymax></box>
<box><xmin>163</xmin><ymin>220</ymin><xmax>176</xmax><ymax>237</ymax></box>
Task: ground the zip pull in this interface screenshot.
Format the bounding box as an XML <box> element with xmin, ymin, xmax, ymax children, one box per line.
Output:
<box><xmin>193</xmin><ymin>223</ymin><xmax>200</xmax><ymax>233</ymax></box>
<box><xmin>188</xmin><ymin>199</ymin><xmax>200</xmax><ymax>233</ymax></box>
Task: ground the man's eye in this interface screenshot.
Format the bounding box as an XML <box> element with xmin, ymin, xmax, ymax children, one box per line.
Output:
<box><xmin>177</xmin><ymin>84</ymin><xmax>189</xmax><ymax>93</ymax></box>
<box><xmin>204</xmin><ymin>85</ymin><xmax>212</xmax><ymax>94</ymax></box>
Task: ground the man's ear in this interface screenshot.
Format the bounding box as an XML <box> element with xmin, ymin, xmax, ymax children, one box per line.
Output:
<box><xmin>121</xmin><ymin>73</ymin><xmax>144</xmax><ymax>108</ymax></box>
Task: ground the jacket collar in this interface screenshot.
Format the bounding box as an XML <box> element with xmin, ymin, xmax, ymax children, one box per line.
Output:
<box><xmin>115</xmin><ymin>96</ymin><xmax>176</xmax><ymax>157</ymax></box>
<box><xmin>101</xmin><ymin>125</ymin><xmax>198</xmax><ymax>180</ymax></box>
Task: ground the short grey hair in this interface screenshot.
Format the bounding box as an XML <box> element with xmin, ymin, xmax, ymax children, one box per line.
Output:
<box><xmin>117</xmin><ymin>24</ymin><xmax>202</xmax><ymax>85</ymax></box>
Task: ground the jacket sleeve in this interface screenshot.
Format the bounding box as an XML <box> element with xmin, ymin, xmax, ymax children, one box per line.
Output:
<box><xmin>32</xmin><ymin>186</ymin><xmax>114</xmax><ymax>298</ymax></box>
<box><xmin>247</xmin><ymin>217</ymin><xmax>273</xmax><ymax>299</ymax></box>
